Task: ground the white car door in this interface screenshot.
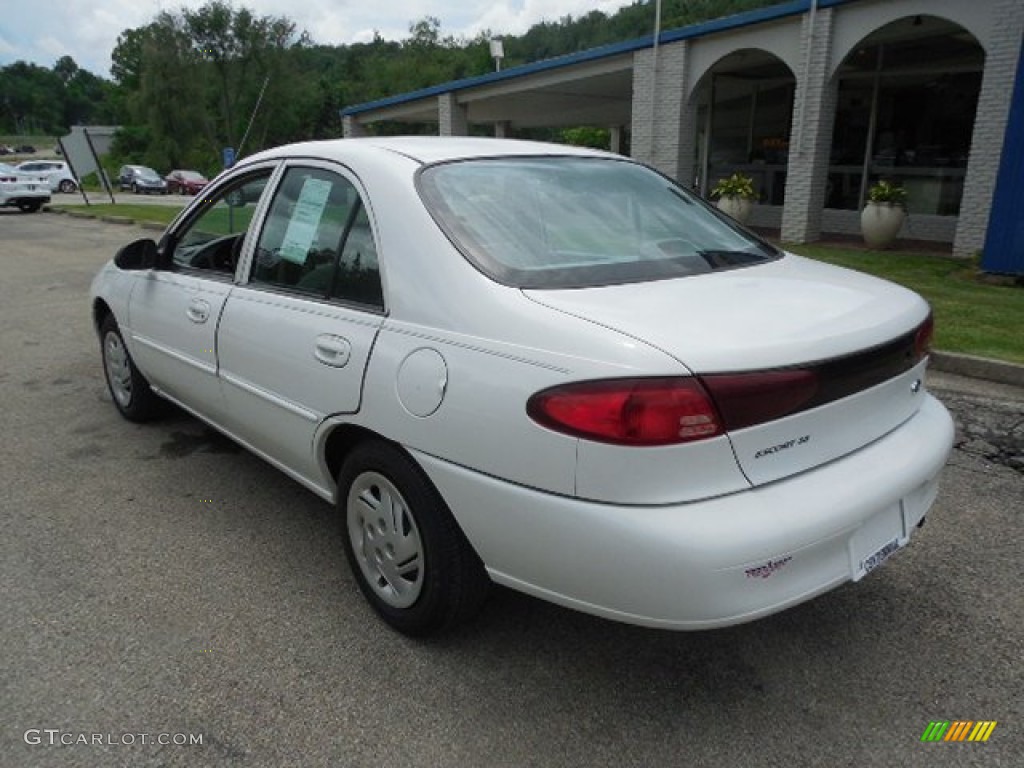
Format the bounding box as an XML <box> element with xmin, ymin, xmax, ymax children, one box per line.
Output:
<box><xmin>217</xmin><ymin>163</ymin><xmax>385</xmax><ymax>483</ymax></box>
<box><xmin>126</xmin><ymin>170</ymin><xmax>275</xmax><ymax>423</ymax></box>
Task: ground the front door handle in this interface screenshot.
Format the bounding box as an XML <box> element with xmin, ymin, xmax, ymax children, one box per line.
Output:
<box><xmin>186</xmin><ymin>298</ymin><xmax>211</xmax><ymax>323</ymax></box>
<box><xmin>314</xmin><ymin>334</ymin><xmax>352</xmax><ymax>368</ymax></box>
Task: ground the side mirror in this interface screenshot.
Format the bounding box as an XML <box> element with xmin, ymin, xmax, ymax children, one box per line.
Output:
<box><xmin>113</xmin><ymin>239</ymin><xmax>159</xmax><ymax>270</ymax></box>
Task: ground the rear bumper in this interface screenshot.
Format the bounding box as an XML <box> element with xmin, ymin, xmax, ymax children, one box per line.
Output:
<box><xmin>1</xmin><ymin>193</ymin><xmax>50</xmax><ymax>207</ymax></box>
<box><xmin>413</xmin><ymin>394</ymin><xmax>955</xmax><ymax>629</ymax></box>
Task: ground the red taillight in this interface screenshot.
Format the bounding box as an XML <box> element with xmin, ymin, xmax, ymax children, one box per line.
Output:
<box><xmin>527</xmin><ymin>378</ymin><xmax>723</xmax><ymax>446</ymax></box>
<box><xmin>700</xmin><ymin>370</ymin><xmax>819</xmax><ymax>432</ymax></box>
<box><xmin>914</xmin><ymin>313</ymin><xmax>934</xmax><ymax>361</ymax></box>
<box><xmin>0</xmin><ymin>176</ymin><xmax>16</xmax><ymax>183</ymax></box>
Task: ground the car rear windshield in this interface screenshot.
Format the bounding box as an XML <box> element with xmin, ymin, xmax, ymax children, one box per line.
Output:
<box><xmin>417</xmin><ymin>156</ymin><xmax>779</xmax><ymax>289</ymax></box>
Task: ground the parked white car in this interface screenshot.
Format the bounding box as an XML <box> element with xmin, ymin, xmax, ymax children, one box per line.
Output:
<box><xmin>0</xmin><ymin>162</ymin><xmax>51</xmax><ymax>212</ymax></box>
<box><xmin>16</xmin><ymin>159</ymin><xmax>78</xmax><ymax>193</ymax></box>
<box><xmin>90</xmin><ymin>137</ymin><xmax>954</xmax><ymax>636</ymax></box>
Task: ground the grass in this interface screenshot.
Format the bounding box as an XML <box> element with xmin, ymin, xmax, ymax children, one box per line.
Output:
<box><xmin>48</xmin><ymin>202</ymin><xmax>1024</xmax><ymax>364</ymax></box>
<box><xmin>52</xmin><ymin>203</ymin><xmax>185</xmax><ymax>227</ymax></box>
<box><xmin>787</xmin><ymin>244</ymin><xmax>1024</xmax><ymax>364</ymax></box>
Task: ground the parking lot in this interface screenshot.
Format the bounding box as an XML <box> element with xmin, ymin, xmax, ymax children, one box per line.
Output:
<box><xmin>1</xmin><ymin>210</ymin><xmax>1021</xmax><ymax>767</ymax></box>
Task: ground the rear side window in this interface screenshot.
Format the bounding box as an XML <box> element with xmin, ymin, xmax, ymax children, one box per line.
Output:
<box><xmin>250</xmin><ymin>167</ymin><xmax>383</xmax><ymax>309</ymax></box>
<box><xmin>417</xmin><ymin>157</ymin><xmax>778</xmax><ymax>289</ymax></box>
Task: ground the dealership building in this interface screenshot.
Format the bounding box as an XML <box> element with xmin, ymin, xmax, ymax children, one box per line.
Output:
<box><xmin>342</xmin><ymin>0</ymin><xmax>1024</xmax><ymax>273</ymax></box>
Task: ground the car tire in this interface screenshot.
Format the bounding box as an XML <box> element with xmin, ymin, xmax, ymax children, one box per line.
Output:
<box><xmin>338</xmin><ymin>440</ymin><xmax>490</xmax><ymax>636</ymax></box>
<box><xmin>17</xmin><ymin>201</ymin><xmax>42</xmax><ymax>213</ymax></box>
<box><xmin>58</xmin><ymin>179</ymin><xmax>77</xmax><ymax>193</ymax></box>
<box><xmin>99</xmin><ymin>315</ymin><xmax>162</xmax><ymax>422</ymax></box>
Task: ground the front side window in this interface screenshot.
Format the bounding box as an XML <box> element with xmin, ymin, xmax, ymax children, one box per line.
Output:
<box><xmin>418</xmin><ymin>157</ymin><xmax>778</xmax><ymax>289</ymax></box>
<box><xmin>250</xmin><ymin>166</ymin><xmax>383</xmax><ymax>308</ymax></box>
<box><xmin>170</xmin><ymin>171</ymin><xmax>271</xmax><ymax>273</ymax></box>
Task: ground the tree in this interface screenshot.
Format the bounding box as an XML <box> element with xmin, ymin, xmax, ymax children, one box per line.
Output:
<box><xmin>111</xmin><ymin>1</ymin><xmax>308</xmax><ymax>169</ymax></box>
<box><xmin>0</xmin><ymin>62</ymin><xmax>64</xmax><ymax>134</ymax></box>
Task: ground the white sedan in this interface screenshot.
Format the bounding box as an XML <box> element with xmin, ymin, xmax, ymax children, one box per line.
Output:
<box><xmin>90</xmin><ymin>137</ymin><xmax>954</xmax><ymax>636</ymax></box>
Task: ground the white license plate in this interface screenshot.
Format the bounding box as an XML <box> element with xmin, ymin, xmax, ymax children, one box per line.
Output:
<box><xmin>859</xmin><ymin>537</ymin><xmax>902</xmax><ymax>578</ymax></box>
<box><xmin>850</xmin><ymin>504</ymin><xmax>908</xmax><ymax>581</ymax></box>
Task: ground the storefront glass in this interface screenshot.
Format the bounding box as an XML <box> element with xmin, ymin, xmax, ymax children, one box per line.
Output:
<box><xmin>828</xmin><ymin>20</ymin><xmax>983</xmax><ymax>216</ymax></box>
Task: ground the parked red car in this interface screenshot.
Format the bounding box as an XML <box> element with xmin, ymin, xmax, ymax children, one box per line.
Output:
<box><xmin>165</xmin><ymin>169</ymin><xmax>209</xmax><ymax>195</ymax></box>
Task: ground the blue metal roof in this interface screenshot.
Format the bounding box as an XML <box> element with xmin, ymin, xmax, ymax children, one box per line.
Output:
<box><xmin>341</xmin><ymin>0</ymin><xmax>856</xmax><ymax>117</ymax></box>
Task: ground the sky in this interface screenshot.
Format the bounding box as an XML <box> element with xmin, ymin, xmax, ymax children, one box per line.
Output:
<box><xmin>0</xmin><ymin>0</ymin><xmax>641</xmax><ymax>78</ymax></box>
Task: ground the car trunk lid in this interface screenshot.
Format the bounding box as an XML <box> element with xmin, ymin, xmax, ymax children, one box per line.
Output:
<box><xmin>523</xmin><ymin>254</ymin><xmax>933</xmax><ymax>487</ymax></box>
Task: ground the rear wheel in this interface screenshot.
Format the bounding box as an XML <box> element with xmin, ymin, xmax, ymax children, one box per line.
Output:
<box><xmin>338</xmin><ymin>440</ymin><xmax>489</xmax><ymax>636</ymax></box>
<box><xmin>100</xmin><ymin>315</ymin><xmax>162</xmax><ymax>422</ymax></box>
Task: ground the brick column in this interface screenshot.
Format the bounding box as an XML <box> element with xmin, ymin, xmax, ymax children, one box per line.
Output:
<box><xmin>954</xmin><ymin>0</ymin><xmax>1024</xmax><ymax>258</ymax></box>
<box><xmin>439</xmin><ymin>92</ymin><xmax>468</xmax><ymax>136</ymax></box>
<box><xmin>631</xmin><ymin>41</ymin><xmax>689</xmax><ymax>181</ymax></box>
<box><xmin>781</xmin><ymin>7</ymin><xmax>837</xmax><ymax>243</ymax></box>
<box><xmin>342</xmin><ymin>116</ymin><xmax>366</xmax><ymax>138</ymax></box>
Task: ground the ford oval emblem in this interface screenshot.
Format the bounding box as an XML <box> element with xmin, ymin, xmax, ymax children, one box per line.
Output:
<box><xmin>911</xmin><ymin>379</ymin><xmax>922</xmax><ymax>393</ymax></box>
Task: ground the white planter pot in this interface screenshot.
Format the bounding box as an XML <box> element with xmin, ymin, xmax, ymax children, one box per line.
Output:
<box><xmin>716</xmin><ymin>196</ymin><xmax>753</xmax><ymax>224</ymax></box>
<box><xmin>860</xmin><ymin>202</ymin><xmax>906</xmax><ymax>249</ymax></box>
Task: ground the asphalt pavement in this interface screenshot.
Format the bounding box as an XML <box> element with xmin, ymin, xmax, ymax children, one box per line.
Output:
<box><xmin>1</xmin><ymin>210</ymin><xmax>1021</xmax><ymax>767</ymax></box>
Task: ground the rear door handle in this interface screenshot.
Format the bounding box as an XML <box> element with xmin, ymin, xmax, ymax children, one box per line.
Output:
<box><xmin>187</xmin><ymin>298</ymin><xmax>211</xmax><ymax>323</ymax></box>
<box><xmin>314</xmin><ymin>334</ymin><xmax>352</xmax><ymax>368</ymax></box>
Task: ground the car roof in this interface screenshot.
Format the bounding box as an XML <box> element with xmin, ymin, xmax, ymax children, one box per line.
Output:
<box><xmin>247</xmin><ymin>136</ymin><xmax>618</xmax><ymax>166</ymax></box>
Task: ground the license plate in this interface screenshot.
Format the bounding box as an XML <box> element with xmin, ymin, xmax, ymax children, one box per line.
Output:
<box><xmin>850</xmin><ymin>503</ymin><xmax>907</xmax><ymax>581</ymax></box>
<box><xmin>859</xmin><ymin>537</ymin><xmax>902</xmax><ymax>578</ymax></box>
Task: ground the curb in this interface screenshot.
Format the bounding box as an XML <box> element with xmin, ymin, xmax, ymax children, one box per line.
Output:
<box><xmin>931</xmin><ymin>351</ymin><xmax>1024</xmax><ymax>388</ymax></box>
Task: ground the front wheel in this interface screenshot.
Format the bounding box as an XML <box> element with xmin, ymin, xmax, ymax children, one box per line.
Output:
<box><xmin>100</xmin><ymin>315</ymin><xmax>162</xmax><ymax>422</ymax></box>
<box><xmin>338</xmin><ymin>441</ymin><xmax>489</xmax><ymax>636</ymax></box>
<box><xmin>58</xmin><ymin>179</ymin><xmax>77</xmax><ymax>193</ymax></box>
<box><xmin>17</xmin><ymin>200</ymin><xmax>42</xmax><ymax>212</ymax></box>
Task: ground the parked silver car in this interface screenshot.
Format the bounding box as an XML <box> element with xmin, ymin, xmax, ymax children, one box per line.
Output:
<box><xmin>118</xmin><ymin>165</ymin><xmax>167</xmax><ymax>195</ymax></box>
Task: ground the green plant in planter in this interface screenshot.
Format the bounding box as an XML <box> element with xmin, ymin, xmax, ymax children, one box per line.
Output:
<box><xmin>867</xmin><ymin>179</ymin><xmax>908</xmax><ymax>207</ymax></box>
<box><xmin>861</xmin><ymin>179</ymin><xmax>908</xmax><ymax>249</ymax></box>
<box><xmin>710</xmin><ymin>172</ymin><xmax>756</xmax><ymax>200</ymax></box>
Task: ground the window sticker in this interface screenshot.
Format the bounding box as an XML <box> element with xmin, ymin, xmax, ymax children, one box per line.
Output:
<box><xmin>279</xmin><ymin>177</ymin><xmax>332</xmax><ymax>265</ymax></box>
